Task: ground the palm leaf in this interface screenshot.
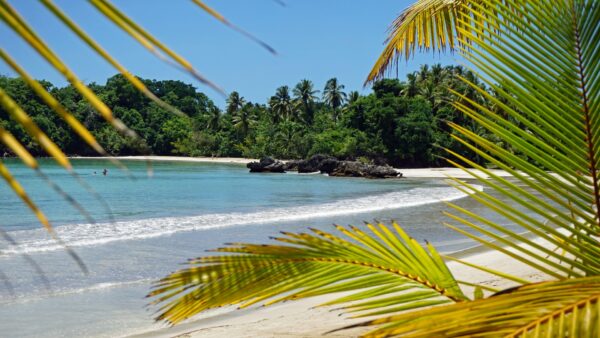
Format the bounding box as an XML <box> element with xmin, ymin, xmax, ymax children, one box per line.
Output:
<box><xmin>39</xmin><ymin>0</ymin><xmax>186</xmax><ymax>118</ymax></box>
<box><xmin>366</xmin><ymin>0</ymin><xmax>517</xmax><ymax>83</ymax></box>
<box><xmin>190</xmin><ymin>0</ymin><xmax>277</xmax><ymax>55</ymax></box>
<box><xmin>148</xmin><ymin>222</ymin><xmax>468</xmax><ymax>324</ymax></box>
<box><xmin>88</xmin><ymin>0</ymin><xmax>224</xmax><ymax>95</ymax></box>
<box><xmin>345</xmin><ymin>276</ymin><xmax>600</xmax><ymax>337</ymax></box>
<box><xmin>436</xmin><ymin>0</ymin><xmax>600</xmax><ymax>280</ymax></box>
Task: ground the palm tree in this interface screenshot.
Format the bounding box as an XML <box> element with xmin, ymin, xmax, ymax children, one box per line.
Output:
<box><xmin>346</xmin><ymin>90</ymin><xmax>360</xmax><ymax>105</ymax></box>
<box><xmin>231</xmin><ymin>103</ymin><xmax>256</xmax><ymax>138</ymax></box>
<box><xmin>323</xmin><ymin>77</ymin><xmax>346</xmax><ymax>122</ymax></box>
<box><xmin>150</xmin><ymin>1</ymin><xmax>600</xmax><ymax>336</ymax></box>
<box><xmin>416</xmin><ymin>64</ymin><xmax>429</xmax><ymax>84</ymax></box>
<box><xmin>269</xmin><ymin>85</ymin><xmax>296</xmax><ymax>122</ymax></box>
<box><xmin>292</xmin><ymin>79</ymin><xmax>319</xmax><ymax>124</ymax></box>
<box><xmin>205</xmin><ymin>106</ymin><xmax>221</xmax><ymax>131</ymax></box>
<box><xmin>226</xmin><ymin>91</ymin><xmax>246</xmax><ymax>115</ymax></box>
<box><xmin>402</xmin><ymin>73</ymin><xmax>418</xmax><ymax>97</ymax></box>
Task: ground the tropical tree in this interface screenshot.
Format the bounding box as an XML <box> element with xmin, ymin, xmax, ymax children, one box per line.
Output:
<box><xmin>149</xmin><ymin>0</ymin><xmax>600</xmax><ymax>336</ymax></box>
<box><xmin>323</xmin><ymin>77</ymin><xmax>347</xmax><ymax>122</ymax></box>
<box><xmin>269</xmin><ymin>85</ymin><xmax>296</xmax><ymax>122</ymax></box>
<box><xmin>226</xmin><ymin>91</ymin><xmax>246</xmax><ymax>115</ymax></box>
<box><xmin>346</xmin><ymin>90</ymin><xmax>360</xmax><ymax>105</ymax></box>
<box><xmin>231</xmin><ymin>103</ymin><xmax>256</xmax><ymax>138</ymax></box>
<box><xmin>292</xmin><ymin>79</ymin><xmax>319</xmax><ymax>124</ymax></box>
<box><xmin>205</xmin><ymin>106</ymin><xmax>221</xmax><ymax>131</ymax></box>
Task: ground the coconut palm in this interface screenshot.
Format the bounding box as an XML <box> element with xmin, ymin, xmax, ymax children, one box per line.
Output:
<box><xmin>225</xmin><ymin>91</ymin><xmax>246</xmax><ymax>115</ymax></box>
<box><xmin>292</xmin><ymin>79</ymin><xmax>319</xmax><ymax>124</ymax></box>
<box><xmin>323</xmin><ymin>77</ymin><xmax>347</xmax><ymax>122</ymax></box>
<box><xmin>346</xmin><ymin>90</ymin><xmax>360</xmax><ymax>105</ymax></box>
<box><xmin>205</xmin><ymin>106</ymin><xmax>221</xmax><ymax>131</ymax></box>
<box><xmin>150</xmin><ymin>1</ymin><xmax>600</xmax><ymax>336</ymax></box>
<box><xmin>269</xmin><ymin>85</ymin><xmax>296</xmax><ymax>122</ymax></box>
<box><xmin>231</xmin><ymin>104</ymin><xmax>256</xmax><ymax>138</ymax></box>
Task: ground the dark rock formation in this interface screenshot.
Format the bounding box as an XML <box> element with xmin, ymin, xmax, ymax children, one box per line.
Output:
<box><xmin>247</xmin><ymin>157</ymin><xmax>286</xmax><ymax>173</ymax></box>
<box><xmin>323</xmin><ymin>161</ymin><xmax>401</xmax><ymax>179</ymax></box>
<box><xmin>297</xmin><ymin>154</ymin><xmax>336</xmax><ymax>173</ymax></box>
<box><xmin>283</xmin><ymin>160</ymin><xmax>301</xmax><ymax>171</ymax></box>
<box><xmin>248</xmin><ymin>155</ymin><xmax>402</xmax><ymax>178</ymax></box>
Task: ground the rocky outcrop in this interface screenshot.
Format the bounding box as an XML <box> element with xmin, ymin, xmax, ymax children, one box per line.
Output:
<box><xmin>248</xmin><ymin>155</ymin><xmax>403</xmax><ymax>178</ymax></box>
<box><xmin>324</xmin><ymin>161</ymin><xmax>401</xmax><ymax>178</ymax></box>
<box><xmin>297</xmin><ymin>154</ymin><xmax>336</xmax><ymax>173</ymax></box>
<box><xmin>247</xmin><ymin>157</ymin><xmax>286</xmax><ymax>173</ymax></box>
<box><xmin>283</xmin><ymin>160</ymin><xmax>301</xmax><ymax>171</ymax></box>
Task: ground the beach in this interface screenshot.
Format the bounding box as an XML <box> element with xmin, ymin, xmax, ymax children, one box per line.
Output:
<box><xmin>134</xmin><ymin>235</ymin><xmax>550</xmax><ymax>338</ymax></box>
<box><xmin>0</xmin><ymin>157</ymin><xmax>540</xmax><ymax>337</ymax></box>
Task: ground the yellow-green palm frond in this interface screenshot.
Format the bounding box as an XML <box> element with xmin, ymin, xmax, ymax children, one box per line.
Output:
<box><xmin>148</xmin><ymin>222</ymin><xmax>468</xmax><ymax>324</ymax></box>
<box><xmin>346</xmin><ymin>276</ymin><xmax>600</xmax><ymax>337</ymax></box>
<box><xmin>442</xmin><ymin>0</ymin><xmax>600</xmax><ymax>279</ymax></box>
<box><xmin>366</xmin><ymin>0</ymin><xmax>522</xmax><ymax>84</ymax></box>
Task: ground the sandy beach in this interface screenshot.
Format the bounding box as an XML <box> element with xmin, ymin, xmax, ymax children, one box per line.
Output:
<box><xmin>73</xmin><ymin>156</ymin><xmax>511</xmax><ymax>179</ymax></box>
<box><xmin>73</xmin><ymin>155</ymin><xmax>534</xmax><ymax>337</ymax></box>
<box><xmin>132</xmin><ymin>234</ymin><xmax>550</xmax><ymax>338</ymax></box>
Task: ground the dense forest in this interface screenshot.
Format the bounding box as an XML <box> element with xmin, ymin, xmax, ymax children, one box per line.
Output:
<box><xmin>0</xmin><ymin>64</ymin><xmax>497</xmax><ymax>167</ymax></box>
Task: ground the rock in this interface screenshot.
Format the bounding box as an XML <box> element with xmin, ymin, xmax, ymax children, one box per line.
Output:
<box><xmin>318</xmin><ymin>158</ymin><xmax>340</xmax><ymax>174</ymax></box>
<box><xmin>367</xmin><ymin>165</ymin><xmax>401</xmax><ymax>178</ymax></box>
<box><xmin>247</xmin><ymin>157</ymin><xmax>286</xmax><ymax>173</ymax></box>
<box><xmin>328</xmin><ymin>161</ymin><xmax>401</xmax><ymax>179</ymax></box>
<box><xmin>283</xmin><ymin>160</ymin><xmax>301</xmax><ymax>171</ymax></box>
<box><xmin>298</xmin><ymin>154</ymin><xmax>336</xmax><ymax>173</ymax></box>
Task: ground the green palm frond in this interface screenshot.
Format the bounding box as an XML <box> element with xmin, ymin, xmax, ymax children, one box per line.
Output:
<box><xmin>346</xmin><ymin>276</ymin><xmax>600</xmax><ymax>337</ymax></box>
<box><xmin>148</xmin><ymin>222</ymin><xmax>468</xmax><ymax>324</ymax></box>
<box><xmin>366</xmin><ymin>0</ymin><xmax>524</xmax><ymax>83</ymax></box>
<box><xmin>439</xmin><ymin>0</ymin><xmax>600</xmax><ymax>280</ymax></box>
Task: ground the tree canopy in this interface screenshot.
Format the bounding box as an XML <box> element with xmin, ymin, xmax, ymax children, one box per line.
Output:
<box><xmin>1</xmin><ymin>64</ymin><xmax>491</xmax><ymax>167</ymax></box>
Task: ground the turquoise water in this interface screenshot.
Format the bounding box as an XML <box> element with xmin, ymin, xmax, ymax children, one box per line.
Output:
<box><xmin>0</xmin><ymin>159</ymin><xmax>494</xmax><ymax>337</ymax></box>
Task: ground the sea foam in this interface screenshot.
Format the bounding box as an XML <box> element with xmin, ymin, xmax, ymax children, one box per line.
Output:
<box><xmin>1</xmin><ymin>185</ymin><xmax>481</xmax><ymax>256</ymax></box>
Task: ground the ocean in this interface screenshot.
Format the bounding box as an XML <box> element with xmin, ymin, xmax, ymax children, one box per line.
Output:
<box><xmin>0</xmin><ymin>159</ymin><xmax>512</xmax><ymax>337</ymax></box>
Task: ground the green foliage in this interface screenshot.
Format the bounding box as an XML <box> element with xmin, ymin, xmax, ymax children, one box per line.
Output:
<box><xmin>149</xmin><ymin>222</ymin><xmax>467</xmax><ymax>324</ymax></box>
<box><xmin>1</xmin><ymin>67</ymin><xmax>491</xmax><ymax>167</ymax></box>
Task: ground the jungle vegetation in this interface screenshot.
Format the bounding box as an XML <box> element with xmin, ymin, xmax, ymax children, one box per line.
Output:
<box><xmin>2</xmin><ymin>64</ymin><xmax>488</xmax><ymax>168</ymax></box>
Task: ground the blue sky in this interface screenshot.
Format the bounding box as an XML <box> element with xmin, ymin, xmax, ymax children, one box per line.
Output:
<box><xmin>0</xmin><ymin>0</ymin><xmax>458</xmax><ymax>107</ymax></box>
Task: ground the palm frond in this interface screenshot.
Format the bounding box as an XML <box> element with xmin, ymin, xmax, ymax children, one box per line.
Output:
<box><xmin>366</xmin><ymin>0</ymin><xmax>526</xmax><ymax>84</ymax></box>
<box><xmin>439</xmin><ymin>0</ymin><xmax>600</xmax><ymax>279</ymax></box>
<box><xmin>40</xmin><ymin>0</ymin><xmax>187</xmax><ymax>118</ymax></box>
<box><xmin>190</xmin><ymin>0</ymin><xmax>277</xmax><ymax>55</ymax></box>
<box><xmin>345</xmin><ymin>276</ymin><xmax>600</xmax><ymax>337</ymax></box>
<box><xmin>148</xmin><ymin>222</ymin><xmax>468</xmax><ymax>324</ymax></box>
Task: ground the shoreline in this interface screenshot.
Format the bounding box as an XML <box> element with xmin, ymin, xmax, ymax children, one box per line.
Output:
<box><xmin>71</xmin><ymin>155</ymin><xmax>512</xmax><ymax>179</ymax></box>
<box><xmin>131</xmin><ymin>235</ymin><xmax>550</xmax><ymax>338</ymax></box>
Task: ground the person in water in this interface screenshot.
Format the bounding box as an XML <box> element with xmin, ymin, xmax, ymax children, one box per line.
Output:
<box><xmin>102</xmin><ymin>168</ymin><xmax>108</xmax><ymax>176</ymax></box>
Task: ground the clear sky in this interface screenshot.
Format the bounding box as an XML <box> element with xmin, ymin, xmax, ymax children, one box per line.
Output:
<box><xmin>0</xmin><ymin>0</ymin><xmax>459</xmax><ymax>107</ymax></box>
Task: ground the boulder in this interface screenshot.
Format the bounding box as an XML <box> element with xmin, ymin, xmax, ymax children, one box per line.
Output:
<box><xmin>317</xmin><ymin>158</ymin><xmax>340</xmax><ymax>174</ymax></box>
<box><xmin>247</xmin><ymin>157</ymin><xmax>286</xmax><ymax>173</ymax></box>
<box><xmin>298</xmin><ymin>154</ymin><xmax>336</xmax><ymax>173</ymax></box>
<box><xmin>328</xmin><ymin>161</ymin><xmax>401</xmax><ymax>179</ymax></box>
<box><xmin>283</xmin><ymin>160</ymin><xmax>301</xmax><ymax>171</ymax></box>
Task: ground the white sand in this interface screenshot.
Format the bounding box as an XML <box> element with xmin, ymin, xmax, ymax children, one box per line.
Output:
<box><xmin>134</xmin><ymin>236</ymin><xmax>552</xmax><ymax>338</ymax></box>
